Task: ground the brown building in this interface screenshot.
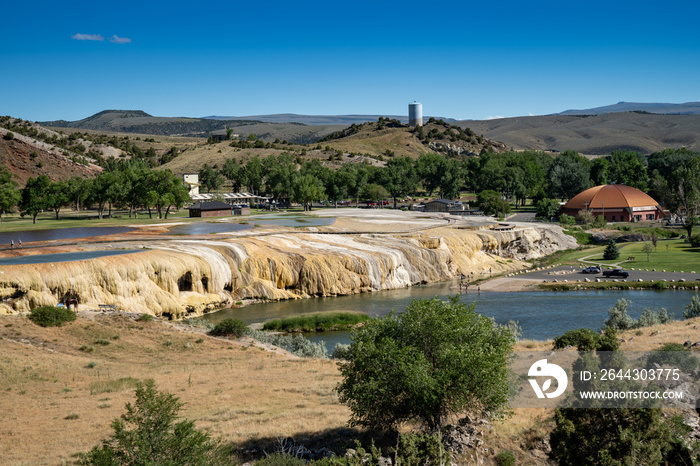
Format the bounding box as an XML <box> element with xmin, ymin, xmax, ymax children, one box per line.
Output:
<box><xmin>561</xmin><ymin>185</ymin><xmax>664</xmax><ymax>222</ymax></box>
<box><xmin>186</xmin><ymin>201</ymin><xmax>233</xmax><ymax>218</ymax></box>
<box><xmin>423</xmin><ymin>199</ymin><xmax>465</xmax><ymax>213</ymax></box>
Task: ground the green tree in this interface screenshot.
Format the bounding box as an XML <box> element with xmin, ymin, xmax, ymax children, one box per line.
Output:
<box><xmin>360</xmin><ymin>183</ymin><xmax>389</xmax><ymax>205</ymax></box>
<box><xmin>336</xmin><ymin>297</ymin><xmax>515</xmax><ymax>432</ymax></box>
<box><xmin>477</xmin><ymin>190</ymin><xmax>511</xmax><ymax>217</ymax></box>
<box><xmin>80</xmin><ymin>380</ymin><xmax>228</xmax><ymax>465</ymax></box>
<box><xmin>603</xmin><ymin>239</ymin><xmax>620</xmax><ymax>261</ymax></box>
<box><xmin>642</xmin><ymin>242</ymin><xmax>654</xmax><ymax>262</ymax></box>
<box><xmin>535</xmin><ymin>198</ymin><xmax>559</xmax><ymax>219</ymax></box>
<box><xmin>20</xmin><ymin>174</ymin><xmax>52</xmax><ymax>223</ymax></box>
<box><xmin>198</xmin><ymin>164</ymin><xmax>224</xmax><ymax>193</ymax></box>
<box><xmin>221</xmin><ymin>159</ymin><xmax>243</xmax><ymax>192</ymax></box>
<box><xmin>608</xmin><ymin>150</ymin><xmax>648</xmax><ymax>189</ymax></box>
<box><xmin>590</xmin><ymin>157</ymin><xmax>609</xmax><ymax>186</ymax></box>
<box><xmin>242</xmin><ymin>156</ymin><xmax>263</xmax><ymax>194</ymax></box>
<box><xmin>379</xmin><ymin>157</ymin><xmax>417</xmax><ymax>209</ymax></box>
<box><xmin>46</xmin><ymin>180</ymin><xmax>70</xmax><ymax>220</ymax></box>
<box><xmin>548</xmin><ymin>150</ymin><xmax>592</xmax><ymax>200</ymax></box>
<box><xmin>264</xmin><ymin>154</ymin><xmax>299</xmax><ymax>205</ymax></box>
<box><xmin>293</xmin><ymin>174</ymin><xmax>325</xmax><ymax>211</ymax></box>
<box><xmin>415</xmin><ymin>152</ymin><xmax>444</xmax><ymax>197</ymax></box>
<box><xmin>0</xmin><ymin>165</ymin><xmax>20</xmax><ymax>220</ymax></box>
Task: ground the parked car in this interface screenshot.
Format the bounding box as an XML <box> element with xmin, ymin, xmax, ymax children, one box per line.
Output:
<box><xmin>581</xmin><ymin>266</ymin><xmax>602</xmax><ymax>274</ymax></box>
<box><xmin>602</xmin><ymin>269</ymin><xmax>630</xmax><ymax>278</ymax></box>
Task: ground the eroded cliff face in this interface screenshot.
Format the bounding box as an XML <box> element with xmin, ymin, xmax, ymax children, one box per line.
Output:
<box><xmin>0</xmin><ymin>226</ymin><xmax>577</xmax><ymax>318</ymax></box>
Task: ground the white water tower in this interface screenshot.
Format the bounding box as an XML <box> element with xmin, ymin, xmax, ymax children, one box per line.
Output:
<box><xmin>408</xmin><ymin>101</ymin><xmax>423</xmax><ymax>127</ymax></box>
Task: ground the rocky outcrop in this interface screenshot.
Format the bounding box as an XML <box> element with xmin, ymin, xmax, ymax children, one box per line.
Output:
<box><xmin>0</xmin><ymin>225</ymin><xmax>577</xmax><ymax>318</ymax></box>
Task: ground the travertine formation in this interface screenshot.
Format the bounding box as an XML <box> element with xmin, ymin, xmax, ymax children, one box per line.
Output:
<box><xmin>0</xmin><ymin>226</ymin><xmax>576</xmax><ymax>318</ymax></box>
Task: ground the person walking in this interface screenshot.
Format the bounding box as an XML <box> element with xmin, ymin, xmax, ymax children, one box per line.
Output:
<box><xmin>18</xmin><ymin>239</ymin><xmax>21</xmax><ymax>248</ymax></box>
<box><xmin>10</xmin><ymin>240</ymin><xmax>13</xmax><ymax>249</ymax></box>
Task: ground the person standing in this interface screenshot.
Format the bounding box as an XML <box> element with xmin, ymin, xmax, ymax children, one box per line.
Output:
<box><xmin>18</xmin><ymin>239</ymin><xmax>21</xmax><ymax>248</ymax></box>
<box><xmin>10</xmin><ymin>240</ymin><xmax>13</xmax><ymax>249</ymax></box>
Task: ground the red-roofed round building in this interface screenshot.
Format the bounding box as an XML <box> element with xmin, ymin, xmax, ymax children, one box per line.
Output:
<box><xmin>560</xmin><ymin>185</ymin><xmax>664</xmax><ymax>222</ymax></box>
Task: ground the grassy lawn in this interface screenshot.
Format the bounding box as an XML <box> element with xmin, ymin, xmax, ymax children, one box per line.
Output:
<box><xmin>546</xmin><ymin>239</ymin><xmax>700</xmax><ymax>272</ymax></box>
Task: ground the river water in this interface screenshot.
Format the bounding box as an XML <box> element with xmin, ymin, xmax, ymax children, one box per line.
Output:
<box><xmin>201</xmin><ymin>281</ymin><xmax>700</xmax><ymax>351</ymax></box>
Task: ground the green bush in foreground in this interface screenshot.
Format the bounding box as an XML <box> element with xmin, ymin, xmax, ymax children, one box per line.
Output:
<box><xmin>28</xmin><ymin>306</ymin><xmax>76</xmax><ymax>327</ymax></box>
<box><xmin>337</xmin><ymin>296</ymin><xmax>514</xmax><ymax>432</ymax></box>
<box><xmin>80</xmin><ymin>380</ymin><xmax>229</xmax><ymax>465</ymax></box>
<box><xmin>210</xmin><ymin>318</ymin><xmax>247</xmax><ymax>338</ymax></box>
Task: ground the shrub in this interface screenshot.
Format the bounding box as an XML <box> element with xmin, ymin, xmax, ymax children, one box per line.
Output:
<box><xmin>646</xmin><ymin>343</ymin><xmax>699</xmax><ymax>373</ymax></box>
<box><xmin>246</xmin><ymin>329</ymin><xmax>328</xmax><ymax>358</ymax></box>
<box><xmin>535</xmin><ymin>198</ymin><xmax>559</xmax><ymax>219</ymax></box>
<box><xmin>592</xmin><ymin>215</ymin><xmax>607</xmax><ymax>229</ymax></box>
<box><xmin>80</xmin><ymin>380</ymin><xmax>229</xmax><ymax>465</ymax></box>
<box><xmin>330</xmin><ymin>343</ymin><xmax>351</xmax><ymax>360</ymax></box>
<box><xmin>603</xmin><ymin>239</ymin><xmax>620</xmax><ymax>260</ymax></box>
<box><xmin>496</xmin><ymin>450</ymin><xmax>517</xmax><ymax>466</ymax></box>
<box><xmin>604</xmin><ymin>299</ymin><xmax>635</xmax><ymax>330</ymax></box>
<box><xmin>559</xmin><ymin>213</ymin><xmax>576</xmax><ymax>227</ymax></box>
<box><xmin>605</xmin><ymin>299</ymin><xmax>675</xmax><ymax>330</ymax></box>
<box><xmin>684</xmin><ymin>295</ymin><xmax>700</xmax><ymax>319</ymax></box>
<box><xmin>553</xmin><ymin>327</ymin><xmax>619</xmax><ymax>351</ymax></box>
<box><xmin>209</xmin><ymin>318</ymin><xmax>247</xmax><ymax>338</ymax></box>
<box><xmin>28</xmin><ymin>306</ymin><xmax>76</xmax><ymax>327</ymax></box>
<box><xmin>136</xmin><ymin>314</ymin><xmax>153</xmax><ymax>322</ymax></box>
<box><xmin>553</xmin><ymin>328</ymin><xmax>601</xmax><ymax>351</ymax></box>
<box><xmin>689</xmin><ymin>234</ymin><xmax>700</xmax><ymax>247</ymax></box>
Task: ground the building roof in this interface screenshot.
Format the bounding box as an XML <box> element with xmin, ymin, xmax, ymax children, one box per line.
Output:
<box><xmin>190</xmin><ymin>192</ymin><xmax>269</xmax><ymax>201</ymax></box>
<box><xmin>564</xmin><ymin>185</ymin><xmax>660</xmax><ymax>210</ymax></box>
<box><xmin>186</xmin><ymin>201</ymin><xmax>233</xmax><ymax>211</ymax></box>
<box><xmin>426</xmin><ymin>198</ymin><xmax>457</xmax><ymax>205</ymax></box>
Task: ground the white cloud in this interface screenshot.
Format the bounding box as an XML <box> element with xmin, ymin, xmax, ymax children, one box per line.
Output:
<box><xmin>72</xmin><ymin>33</ymin><xmax>104</xmax><ymax>41</ymax></box>
<box><xmin>109</xmin><ymin>35</ymin><xmax>132</xmax><ymax>44</ymax></box>
<box><xmin>486</xmin><ymin>115</ymin><xmax>504</xmax><ymax>120</ymax></box>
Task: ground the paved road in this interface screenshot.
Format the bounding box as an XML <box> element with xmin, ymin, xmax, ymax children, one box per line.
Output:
<box><xmin>517</xmin><ymin>266</ymin><xmax>700</xmax><ymax>283</ymax></box>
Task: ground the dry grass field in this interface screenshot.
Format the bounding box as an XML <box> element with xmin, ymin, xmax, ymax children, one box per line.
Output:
<box><xmin>0</xmin><ymin>313</ymin><xmax>347</xmax><ymax>464</ymax></box>
<box><xmin>2</xmin><ymin>309</ymin><xmax>700</xmax><ymax>465</ymax></box>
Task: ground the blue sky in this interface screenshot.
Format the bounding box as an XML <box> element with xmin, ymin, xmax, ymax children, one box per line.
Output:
<box><xmin>2</xmin><ymin>0</ymin><xmax>699</xmax><ymax>122</ymax></box>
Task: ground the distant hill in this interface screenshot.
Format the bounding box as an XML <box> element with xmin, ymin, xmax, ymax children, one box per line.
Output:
<box><xmin>457</xmin><ymin>112</ymin><xmax>700</xmax><ymax>155</ymax></box>
<box><xmin>556</xmin><ymin>101</ymin><xmax>700</xmax><ymax>115</ymax></box>
<box><xmin>40</xmin><ymin>110</ymin><xmax>347</xmax><ymax>143</ymax></box>
<box><xmin>202</xmin><ymin>114</ymin><xmax>456</xmax><ymax>125</ymax></box>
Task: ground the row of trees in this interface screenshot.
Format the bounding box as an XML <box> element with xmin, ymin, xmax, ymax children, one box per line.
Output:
<box><xmin>194</xmin><ymin>147</ymin><xmax>700</xmax><ymax>222</ymax></box>
<box><xmin>0</xmin><ymin>161</ymin><xmax>190</xmax><ymax>223</ymax></box>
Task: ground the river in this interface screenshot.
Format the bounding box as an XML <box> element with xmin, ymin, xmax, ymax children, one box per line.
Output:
<box><xmin>200</xmin><ymin>281</ymin><xmax>700</xmax><ymax>351</ymax></box>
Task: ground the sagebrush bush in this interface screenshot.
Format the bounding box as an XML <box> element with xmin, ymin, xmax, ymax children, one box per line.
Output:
<box><xmin>684</xmin><ymin>295</ymin><xmax>700</xmax><ymax>319</ymax></box>
<box><xmin>246</xmin><ymin>329</ymin><xmax>328</xmax><ymax>358</ymax></box>
<box><xmin>605</xmin><ymin>299</ymin><xmax>675</xmax><ymax>330</ymax></box>
<box><xmin>28</xmin><ymin>306</ymin><xmax>76</xmax><ymax>327</ymax></box>
<box><xmin>210</xmin><ymin>318</ymin><xmax>247</xmax><ymax>338</ymax></box>
<box><xmin>330</xmin><ymin>343</ymin><xmax>351</xmax><ymax>360</ymax></box>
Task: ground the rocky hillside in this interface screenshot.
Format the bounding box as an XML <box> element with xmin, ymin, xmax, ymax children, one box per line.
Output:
<box><xmin>0</xmin><ymin>127</ymin><xmax>100</xmax><ymax>186</ymax></box>
<box><xmin>320</xmin><ymin>118</ymin><xmax>506</xmax><ymax>159</ymax></box>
